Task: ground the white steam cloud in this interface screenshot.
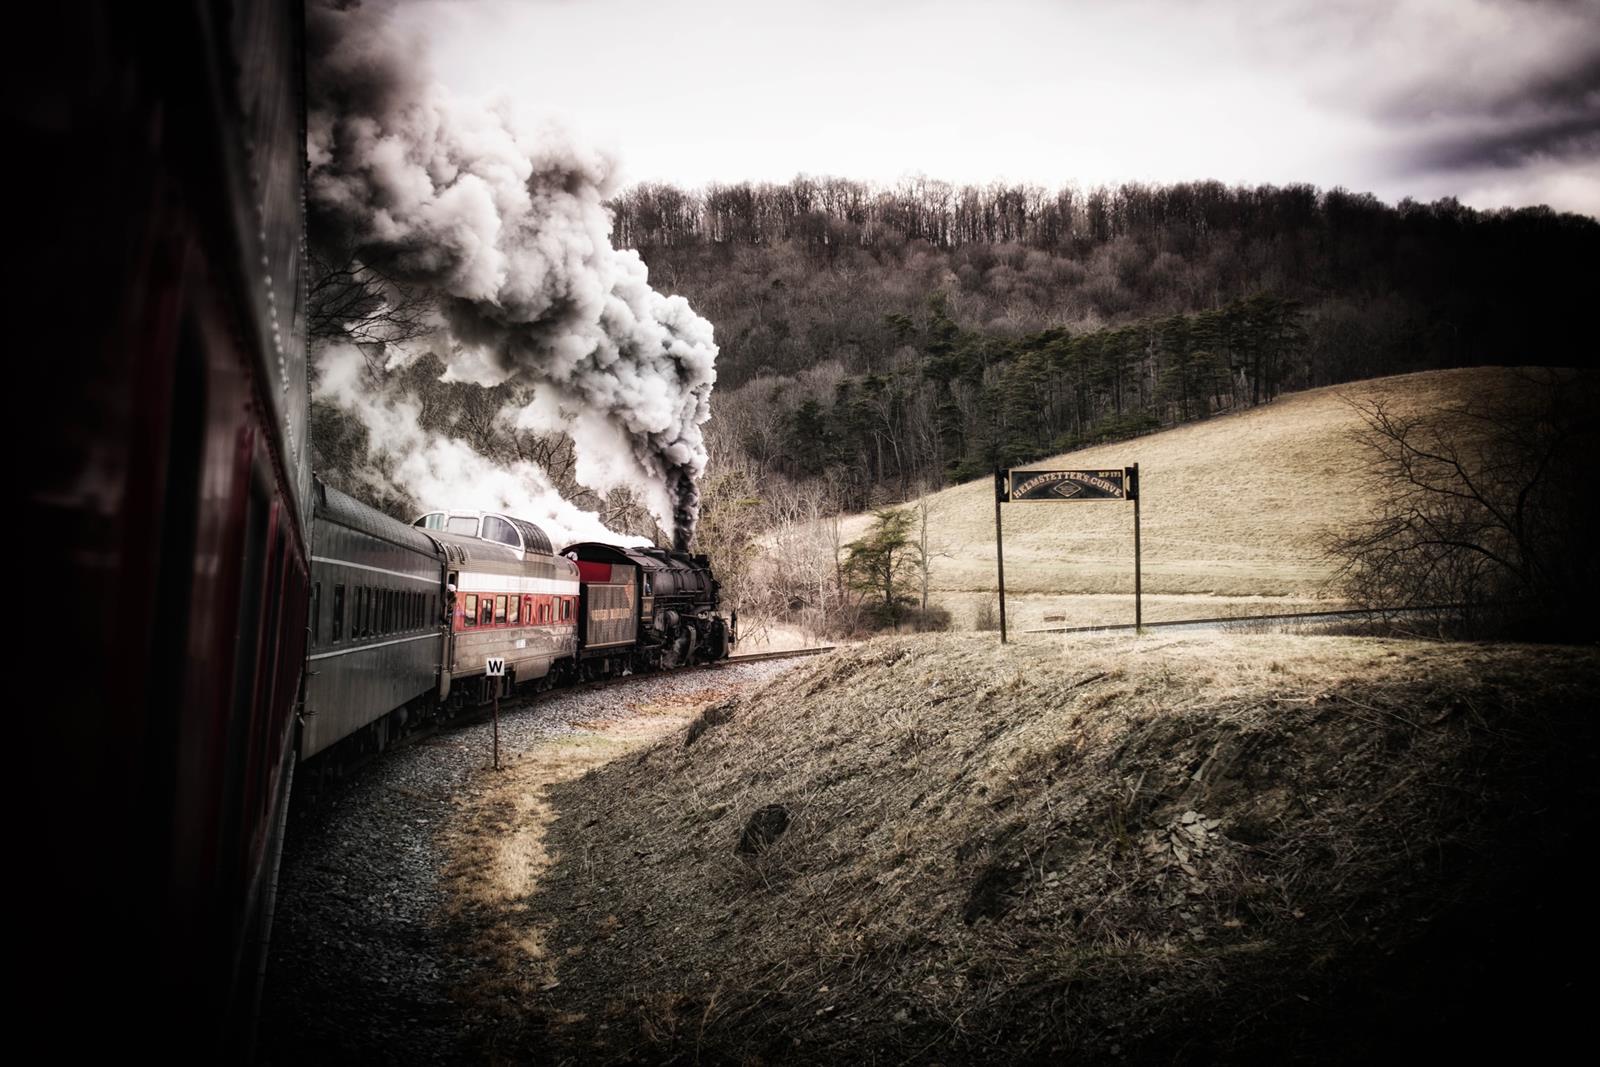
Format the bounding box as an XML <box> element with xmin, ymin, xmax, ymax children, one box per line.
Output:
<box><xmin>306</xmin><ymin>0</ymin><xmax>717</xmax><ymax>548</ymax></box>
<box><xmin>316</xmin><ymin>346</ymin><xmax>645</xmax><ymax>547</ymax></box>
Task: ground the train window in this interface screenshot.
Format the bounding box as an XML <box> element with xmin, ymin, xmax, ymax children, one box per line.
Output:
<box><xmin>562</xmin><ymin>598</ymin><xmax>572</xmax><ymax>622</ymax></box>
<box><xmin>333</xmin><ymin>584</ymin><xmax>345</xmax><ymax>641</ymax></box>
<box><xmin>508</xmin><ymin>595</ymin><xmax>520</xmax><ymax>624</ymax></box>
<box><xmin>414</xmin><ymin>512</ymin><xmax>446</xmax><ymax>530</ymax></box>
<box><xmin>463</xmin><ymin>593</ymin><xmax>477</xmax><ymax>627</ymax></box>
<box><xmin>480</xmin><ymin>598</ymin><xmax>494</xmax><ymax>626</ymax></box>
<box><xmin>495</xmin><ymin>595</ymin><xmax>507</xmax><ymax>623</ymax></box>
<box><xmin>523</xmin><ymin>595</ymin><xmax>532</xmax><ymax>622</ymax></box>
<box><xmin>311</xmin><ymin>582</ymin><xmax>321</xmax><ymax>646</ymax></box>
<box><xmin>447</xmin><ymin>515</ymin><xmax>479</xmax><ymax>536</ymax></box>
<box><xmin>483</xmin><ymin>516</ymin><xmax>520</xmax><ymax>550</ymax></box>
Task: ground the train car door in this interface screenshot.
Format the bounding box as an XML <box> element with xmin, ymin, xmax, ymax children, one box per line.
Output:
<box><xmin>446</xmin><ymin>569</ymin><xmax>461</xmax><ymax>673</ymax></box>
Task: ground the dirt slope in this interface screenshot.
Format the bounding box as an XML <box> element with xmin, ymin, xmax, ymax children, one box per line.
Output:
<box><xmin>840</xmin><ymin>367</ymin><xmax>1540</xmax><ymax>628</ymax></box>
<box><xmin>494</xmin><ymin>633</ymin><xmax>1597</xmax><ymax>1064</ymax></box>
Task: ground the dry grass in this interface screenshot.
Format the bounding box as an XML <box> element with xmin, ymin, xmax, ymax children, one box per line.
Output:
<box><xmin>435</xmin><ymin>690</ymin><xmax>725</xmax><ymax>1056</ymax></box>
<box><xmin>843</xmin><ymin>368</ymin><xmax>1539</xmax><ymax>622</ymax></box>
<box><xmin>471</xmin><ymin>632</ymin><xmax>1599</xmax><ymax>1063</ymax></box>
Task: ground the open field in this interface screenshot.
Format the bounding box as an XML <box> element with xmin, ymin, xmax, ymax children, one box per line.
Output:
<box><xmin>454</xmin><ymin>631</ymin><xmax>1598</xmax><ymax>1063</ymax></box>
<box><xmin>840</xmin><ymin>367</ymin><xmax>1538</xmax><ymax>627</ymax></box>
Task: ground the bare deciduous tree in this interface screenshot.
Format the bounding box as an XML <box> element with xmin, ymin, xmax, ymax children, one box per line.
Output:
<box><xmin>308</xmin><ymin>244</ymin><xmax>435</xmax><ymax>348</ymax></box>
<box><xmin>1325</xmin><ymin>370</ymin><xmax>1597</xmax><ymax>639</ymax></box>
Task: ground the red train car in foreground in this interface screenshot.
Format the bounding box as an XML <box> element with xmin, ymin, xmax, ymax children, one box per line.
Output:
<box><xmin>15</xmin><ymin>1</ymin><xmax>309</xmax><ymax>1055</ymax></box>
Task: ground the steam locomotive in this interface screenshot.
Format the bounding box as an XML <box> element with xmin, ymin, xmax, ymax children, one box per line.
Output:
<box><xmin>304</xmin><ymin>479</ymin><xmax>733</xmax><ymax>762</ymax></box>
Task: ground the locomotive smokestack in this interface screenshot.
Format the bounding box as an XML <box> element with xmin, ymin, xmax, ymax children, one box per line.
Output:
<box><xmin>306</xmin><ymin>0</ymin><xmax>715</xmax><ymax>546</ymax></box>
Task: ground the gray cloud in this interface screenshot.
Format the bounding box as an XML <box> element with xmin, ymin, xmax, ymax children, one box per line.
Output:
<box><xmin>1239</xmin><ymin>0</ymin><xmax>1600</xmax><ymax>204</ymax></box>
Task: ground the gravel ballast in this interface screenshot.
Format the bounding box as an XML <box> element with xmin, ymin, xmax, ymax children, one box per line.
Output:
<box><xmin>261</xmin><ymin>659</ymin><xmax>799</xmax><ymax>1063</ymax></box>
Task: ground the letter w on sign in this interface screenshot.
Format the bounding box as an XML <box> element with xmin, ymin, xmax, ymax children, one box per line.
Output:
<box><xmin>485</xmin><ymin>657</ymin><xmax>506</xmax><ymax>677</ymax></box>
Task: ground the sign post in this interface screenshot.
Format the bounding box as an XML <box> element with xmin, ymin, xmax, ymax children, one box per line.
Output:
<box><xmin>1130</xmin><ymin>464</ymin><xmax>1141</xmax><ymax>631</ymax></box>
<box><xmin>485</xmin><ymin>656</ymin><xmax>506</xmax><ymax>769</ymax></box>
<box><xmin>993</xmin><ymin>470</ymin><xmax>1008</xmax><ymax>644</ymax></box>
<box><xmin>995</xmin><ymin>465</ymin><xmax>1143</xmax><ymax>636</ymax></box>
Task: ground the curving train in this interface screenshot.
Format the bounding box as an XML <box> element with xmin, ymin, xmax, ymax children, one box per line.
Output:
<box><xmin>303</xmin><ymin>478</ymin><xmax>735</xmax><ymax>762</ymax></box>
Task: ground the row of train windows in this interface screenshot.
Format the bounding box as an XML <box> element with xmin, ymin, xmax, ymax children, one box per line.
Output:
<box><xmin>309</xmin><ymin>581</ymin><xmax>438</xmax><ymax>646</ymax></box>
<box><xmin>458</xmin><ymin>592</ymin><xmax>574</xmax><ymax>629</ymax></box>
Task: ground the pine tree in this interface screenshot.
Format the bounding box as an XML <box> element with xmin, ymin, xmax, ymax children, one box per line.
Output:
<box><xmin>843</xmin><ymin>507</ymin><xmax>917</xmax><ymax>628</ymax></box>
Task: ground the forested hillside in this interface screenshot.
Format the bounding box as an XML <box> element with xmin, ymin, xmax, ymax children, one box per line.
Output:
<box><xmin>614</xmin><ymin>178</ymin><xmax>1596</xmax><ymax>507</ymax></box>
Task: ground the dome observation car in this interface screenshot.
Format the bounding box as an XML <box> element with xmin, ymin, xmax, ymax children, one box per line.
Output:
<box><xmin>412</xmin><ymin>509</ymin><xmax>555</xmax><ymax>560</ymax></box>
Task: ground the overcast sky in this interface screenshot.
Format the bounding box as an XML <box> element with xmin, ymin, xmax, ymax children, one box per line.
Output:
<box><xmin>399</xmin><ymin>0</ymin><xmax>1600</xmax><ymax>217</ymax></box>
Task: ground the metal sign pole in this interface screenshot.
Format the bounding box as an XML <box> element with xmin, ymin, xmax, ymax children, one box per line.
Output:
<box><xmin>492</xmin><ymin>686</ymin><xmax>500</xmax><ymax>770</ymax></box>
<box><xmin>1130</xmin><ymin>463</ymin><xmax>1142</xmax><ymax>632</ymax></box>
<box><xmin>994</xmin><ymin>469</ymin><xmax>1008</xmax><ymax>644</ymax></box>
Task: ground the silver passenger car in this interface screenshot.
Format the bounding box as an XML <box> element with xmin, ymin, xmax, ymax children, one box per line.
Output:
<box><xmin>303</xmin><ymin>479</ymin><xmax>447</xmax><ymax>757</ymax></box>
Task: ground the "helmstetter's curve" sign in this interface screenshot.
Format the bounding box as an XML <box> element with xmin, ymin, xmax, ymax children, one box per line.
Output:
<box><xmin>1002</xmin><ymin>467</ymin><xmax>1136</xmax><ymax>502</ymax></box>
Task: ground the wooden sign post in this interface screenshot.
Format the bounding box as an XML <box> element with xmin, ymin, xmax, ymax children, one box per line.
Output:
<box><xmin>994</xmin><ymin>464</ymin><xmax>1142</xmax><ymax>640</ymax></box>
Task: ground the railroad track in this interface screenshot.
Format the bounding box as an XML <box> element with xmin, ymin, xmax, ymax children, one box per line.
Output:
<box><xmin>721</xmin><ymin>645</ymin><xmax>836</xmax><ymax>664</ymax></box>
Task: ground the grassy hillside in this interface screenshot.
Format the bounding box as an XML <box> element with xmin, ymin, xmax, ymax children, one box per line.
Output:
<box><xmin>839</xmin><ymin>366</ymin><xmax>1532</xmax><ymax>629</ymax></box>
<box><xmin>502</xmin><ymin>633</ymin><xmax>1597</xmax><ymax>1063</ymax></box>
